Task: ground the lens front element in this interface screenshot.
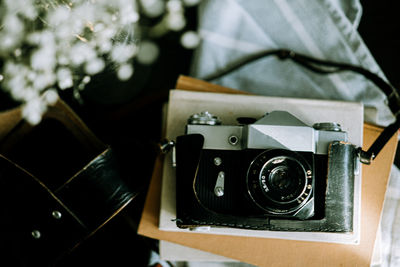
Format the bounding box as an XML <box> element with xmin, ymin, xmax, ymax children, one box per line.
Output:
<box><xmin>261</xmin><ymin>157</ymin><xmax>306</xmax><ymax>203</ymax></box>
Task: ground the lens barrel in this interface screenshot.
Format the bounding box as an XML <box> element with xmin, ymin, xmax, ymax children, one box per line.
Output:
<box><xmin>247</xmin><ymin>149</ymin><xmax>313</xmax><ymax>214</ymax></box>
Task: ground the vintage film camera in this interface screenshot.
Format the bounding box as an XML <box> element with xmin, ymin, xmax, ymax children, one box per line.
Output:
<box><xmin>174</xmin><ymin>111</ymin><xmax>357</xmax><ymax>232</ymax></box>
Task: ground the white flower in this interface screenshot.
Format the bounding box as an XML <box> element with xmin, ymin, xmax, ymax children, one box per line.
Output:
<box><xmin>137</xmin><ymin>41</ymin><xmax>159</xmax><ymax>65</ymax></box>
<box><xmin>167</xmin><ymin>0</ymin><xmax>183</xmax><ymax>12</ymax></box>
<box><xmin>33</xmin><ymin>72</ymin><xmax>56</xmax><ymax>91</ymax></box>
<box><xmin>97</xmin><ymin>27</ymin><xmax>118</xmax><ymax>43</ymax></box>
<box><xmin>82</xmin><ymin>76</ymin><xmax>91</xmax><ymax>84</ymax></box>
<box><xmin>43</xmin><ymin>90</ymin><xmax>59</xmax><ymax>105</ymax></box>
<box><xmin>57</xmin><ymin>55</ymin><xmax>70</xmax><ymax>66</ymax></box>
<box><xmin>181</xmin><ymin>31</ymin><xmax>201</xmax><ymax>49</ymax></box>
<box><xmin>70</xmin><ymin>43</ymin><xmax>96</xmax><ymax>66</ymax></box>
<box><xmin>28</xmin><ymin>31</ymin><xmax>56</xmax><ymax>47</ymax></box>
<box><xmin>98</xmin><ymin>41</ymin><xmax>113</xmax><ymax>53</ymax></box>
<box><xmin>22</xmin><ymin>97</ymin><xmax>46</xmax><ymax>125</ymax></box>
<box><xmin>140</xmin><ymin>0</ymin><xmax>165</xmax><ymax>18</ymax></box>
<box><xmin>9</xmin><ymin>78</ymin><xmax>28</xmax><ymax>100</ymax></box>
<box><xmin>166</xmin><ymin>12</ymin><xmax>186</xmax><ymax>31</ymax></box>
<box><xmin>111</xmin><ymin>44</ymin><xmax>138</xmax><ymax>63</ymax></box>
<box><xmin>117</xmin><ymin>64</ymin><xmax>134</xmax><ymax>81</ymax></box>
<box><xmin>57</xmin><ymin>68</ymin><xmax>74</xmax><ymax>90</ymax></box>
<box><xmin>47</xmin><ymin>6</ymin><xmax>70</xmax><ymax>26</ymax></box>
<box><xmin>3</xmin><ymin>14</ymin><xmax>24</xmax><ymax>33</ymax></box>
<box><xmin>19</xmin><ymin>87</ymin><xmax>37</xmax><ymax>102</ymax></box>
<box><xmin>85</xmin><ymin>58</ymin><xmax>105</xmax><ymax>75</ymax></box>
<box><xmin>0</xmin><ymin>15</ymin><xmax>24</xmax><ymax>51</ymax></box>
<box><xmin>5</xmin><ymin>0</ymin><xmax>37</xmax><ymax>20</ymax></box>
<box><xmin>31</xmin><ymin>48</ymin><xmax>56</xmax><ymax>71</ymax></box>
<box><xmin>119</xmin><ymin>0</ymin><xmax>140</xmax><ymax>24</ymax></box>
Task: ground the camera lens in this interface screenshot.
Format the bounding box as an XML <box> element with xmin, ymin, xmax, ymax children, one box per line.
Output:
<box><xmin>260</xmin><ymin>157</ymin><xmax>305</xmax><ymax>204</ymax></box>
<box><xmin>247</xmin><ymin>149</ymin><xmax>313</xmax><ymax>214</ymax></box>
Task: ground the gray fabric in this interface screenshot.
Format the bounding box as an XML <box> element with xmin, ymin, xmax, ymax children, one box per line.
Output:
<box><xmin>190</xmin><ymin>0</ymin><xmax>394</xmax><ymax>126</ymax></box>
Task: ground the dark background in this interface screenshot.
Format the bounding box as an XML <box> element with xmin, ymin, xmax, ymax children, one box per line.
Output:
<box><xmin>359</xmin><ymin>1</ymin><xmax>400</xmax><ymax>90</ymax></box>
<box><xmin>358</xmin><ymin>0</ymin><xmax>400</xmax><ymax>166</ymax></box>
<box><xmin>0</xmin><ymin>2</ymin><xmax>399</xmax><ymax>266</ymax></box>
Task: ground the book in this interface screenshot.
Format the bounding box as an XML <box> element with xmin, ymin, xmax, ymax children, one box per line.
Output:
<box><xmin>158</xmin><ymin>89</ymin><xmax>363</xmax><ymax>244</ymax></box>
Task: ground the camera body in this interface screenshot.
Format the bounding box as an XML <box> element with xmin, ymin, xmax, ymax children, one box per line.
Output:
<box><xmin>175</xmin><ymin>111</ymin><xmax>355</xmax><ymax>232</ymax></box>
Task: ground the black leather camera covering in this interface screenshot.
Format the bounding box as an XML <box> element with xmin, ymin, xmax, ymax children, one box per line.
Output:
<box><xmin>0</xmin><ymin>148</ymin><xmax>135</xmax><ymax>266</ymax></box>
<box><xmin>0</xmin><ymin>100</ymin><xmax>141</xmax><ymax>266</ymax></box>
<box><xmin>175</xmin><ymin>135</ymin><xmax>355</xmax><ymax>233</ymax></box>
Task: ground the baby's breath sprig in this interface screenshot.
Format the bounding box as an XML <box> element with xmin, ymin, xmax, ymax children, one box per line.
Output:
<box><xmin>0</xmin><ymin>0</ymin><xmax>201</xmax><ymax>124</ymax></box>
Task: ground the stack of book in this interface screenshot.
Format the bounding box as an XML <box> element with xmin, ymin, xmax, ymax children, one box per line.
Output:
<box><xmin>138</xmin><ymin>76</ymin><xmax>397</xmax><ymax>266</ymax></box>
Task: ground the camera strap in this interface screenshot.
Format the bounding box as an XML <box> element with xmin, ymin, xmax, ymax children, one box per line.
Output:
<box><xmin>203</xmin><ymin>49</ymin><xmax>400</xmax><ymax>164</ymax></box>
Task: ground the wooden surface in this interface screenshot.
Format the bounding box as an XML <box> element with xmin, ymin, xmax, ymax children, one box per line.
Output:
<box><xmin>175</xmin><ymin>75</ymin><xmax>252</xmax><ymax>95</ymax></box>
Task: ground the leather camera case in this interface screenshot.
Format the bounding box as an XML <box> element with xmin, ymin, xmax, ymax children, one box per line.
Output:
<box><xmin>175</xmin><ymin>134</ymin><xmax>356</xmax><ymax>233</ymax></box>
<box><xmin>0</xmin><ymin>100</ymin><xmax>136</xmax><ymax>266</ymax></box>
